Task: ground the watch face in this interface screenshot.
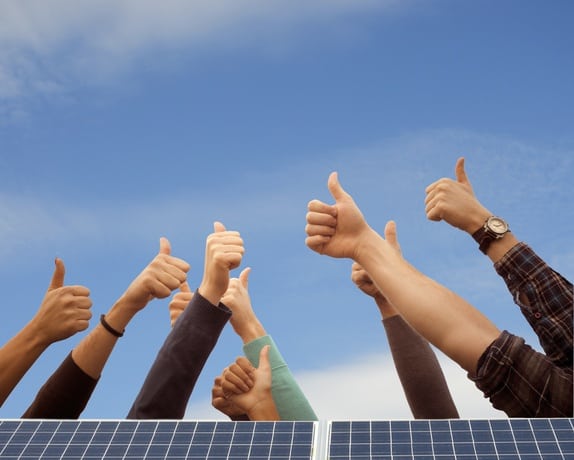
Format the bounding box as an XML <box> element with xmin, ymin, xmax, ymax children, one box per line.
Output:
<box><xmin>487</xmin><ymin>216</ymin><xmax>509</xmax><ymax>235</ymax></box>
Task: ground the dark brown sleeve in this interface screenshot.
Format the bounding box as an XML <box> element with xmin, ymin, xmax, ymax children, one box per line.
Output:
<box><xmin>383</xmin><ymin>315</ymin><xmax>460</xmax><ymax>419</ymax></box>
<box><xmin>21</xmin><ymin>352</ymin><xmax>98</xmax><ymax>419</ymax></box>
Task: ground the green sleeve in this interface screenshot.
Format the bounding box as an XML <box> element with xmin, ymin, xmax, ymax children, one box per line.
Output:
<box><xmin>243</xmin><ymin>335</ymin><xmax>318</xmax><ymax>421</ymax></box>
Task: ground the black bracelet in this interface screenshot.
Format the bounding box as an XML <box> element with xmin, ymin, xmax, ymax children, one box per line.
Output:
<box><xmin>100</xmin><ymin>314</ymin><xmax>124</xmax><ymax>337</ymax></box>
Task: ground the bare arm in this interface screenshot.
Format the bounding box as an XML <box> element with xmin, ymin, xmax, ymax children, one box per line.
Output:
<box><xmin>305</xmin><ymin>172</ymin><xmax>500</xmax><ymax>374</ymax></box>
<box><xmin>0</xmin><ymin>258</ymin><xmax>91</xmax><ymax>407</ymax></box>
<box><xmin>352</xmin><ymin>259</ymin><xmax>459</xmax><ymax>418</ymax></box>
<box><xmin>72</xmin><ymin>237</ymin><xmax>189</xmax><ymax>379</ymax></box>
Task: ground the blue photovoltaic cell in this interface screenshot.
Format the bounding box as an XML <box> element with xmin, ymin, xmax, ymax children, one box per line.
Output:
<box><xmin>327</xmin><ymin>418</ymin><xmax>574</xmax><ymax>460</ymax></box>
<box><xmin>0</xmin><ymin>420</ymin><xmax>316</xmax><ymax>460</ymax></box>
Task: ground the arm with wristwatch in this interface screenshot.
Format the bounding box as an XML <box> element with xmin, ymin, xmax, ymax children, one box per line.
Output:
<box><xmin>425</xmin><ymin>157</ymin><xmax>573</xmax><ymax>368</ymax></box>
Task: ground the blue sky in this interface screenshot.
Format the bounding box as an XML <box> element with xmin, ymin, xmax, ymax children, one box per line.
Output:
<box><xmin>0</xmin><ymin>0</ymin><xmax>572</xmax><ymax>420</ymax></box>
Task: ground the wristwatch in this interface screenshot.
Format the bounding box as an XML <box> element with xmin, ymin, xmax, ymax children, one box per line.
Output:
<box><xmin>472</xmin><ymin>216</ymin><xmax>510</xmax><ymax>254</ymax></box>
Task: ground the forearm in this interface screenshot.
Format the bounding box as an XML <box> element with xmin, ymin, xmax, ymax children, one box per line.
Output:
<box><xmin>244</xmin><ymin>336</ymin><xmax>318</xmax><ymax>421</ymax></box>
<box><xmin>356</xmin><ymin>231</ymin><xmax>500</xmax><ymax>373</ymax></box>
<box><xmin>22</xmin><ymin>353</ymin><xmax>98</xmax><ymax>419</ymax></box>
<box><xmin>383</xmin><ymin>315</ymin><xmax>459</xmax><ymax>419</ymax></box>
<box><xmin>0</xmin><ymin>324</ymin><xmax>49</xmax><ymax>407</ymax></box>
<box><xmin>72</xmin><ymin>298</ymin><xmax>137</xmax><ymax>380</ymax></box>
<box><xmin>494</xmin><ymin>242</ymin><xmax>573</xmax><ymax>366</ymax></box>
<box><xmin>127</xmin><ymin>291</ymin><xmax>231</xmax><ymax>419</ymax></box>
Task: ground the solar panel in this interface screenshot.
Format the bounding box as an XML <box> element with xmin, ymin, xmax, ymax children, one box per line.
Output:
<box><xmin>1</xmin><ymin>419</ymin><xmax>573</xmax><ymax>459</ymax></box>
<box><xmin>327</xmin><ymin>418</ymin><xmax>574</xmax><ymax>460</ymax></box>
<box><xmin>0</xmin><ymin>420</ymin><xmax>317</xmax><ymax>459</ymax></box>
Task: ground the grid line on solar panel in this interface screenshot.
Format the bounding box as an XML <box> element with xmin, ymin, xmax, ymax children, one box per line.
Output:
<box><xmin>327</xmin><ymin>419</ymin><xmax>574</xmax><ymax>460</ymax></box>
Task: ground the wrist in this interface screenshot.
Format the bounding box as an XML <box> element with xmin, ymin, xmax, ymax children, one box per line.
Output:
<box><xmin>235</xmin><ymin>322</ymin><xmax>266</xmax><ymax>344</ymax></box>
<box><xmin>463</xmin><ymin>209</ymin><xmax>492</xmax><ymax>235</ymax></box>
<box><xmin>197</xmin><ymin>283</ymin><xmax>223</xmax><ymax>307</ymax></box>
<box><xmin>104</xmin><ymin>300</ymin><xmax>138</xmax><ymax>332</ymax></box>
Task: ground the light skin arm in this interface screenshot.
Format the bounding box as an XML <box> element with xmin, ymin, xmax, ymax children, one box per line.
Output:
<box><xmin>351</xmin><ymin>257</ymin><xmax>400</xmax><ymax>320</ymax></box>
<box><xmin>424</xmin><ymin>157</ymin><xmax>519</xmax><ymax>263</ymax></box>
<box><xmin>72</xmin><ymin>237</ymin><xmax>190</xmax><ymax>379</ymax></box>
<box><xmin>305</xmin><ymin>172</ymin><xmax>501</xmax><ymax>373</ymax></box>
<box><xmin>0</xmin><ymin>259</ymin><xmax>92</xmax><ymax>406</ymax></box>
<box><xmin>220</xmin><ymin>346</ymin><xmax>279</xmax><ymax>421</ymax></box>
<box><xmin>221</xmin><ymin>268</ymin><xmax>266</xmax><ymax>343</ymax></box>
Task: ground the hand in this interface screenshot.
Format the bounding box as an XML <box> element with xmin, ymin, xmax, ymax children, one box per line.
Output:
<box><xmin>222</xmin><ymin>268</ymin><xmax>266</xmax><ymax>343</ymax></box>
<box><xmin>305</xmin><ymin>172</ymin><xmax>372</xmax><ymax>260</ymax></box>
<box><xmin>425</xmin><ymin>157</ymin><xmax>491</xmax><ymax>234</ymax></box>
<box><xmin>211</xmin><ymin>375</ymin><xmax>247</xmax><ymax>419</ymax></box>
<box><xmin>169</xmin><ymin>281</ymin><xmax>193</xmax><ymax>327</ymax></box>
<box><xmin>198</xmin><ymin>222</ymin><xmax>245</xmax><ymax>306</ymax></box>
<box><xmin>221</xmin><ymin>346</ymin><xmax>276</xmax><ymax>420</ymax></box>
<box><xmin>351</xmin><ymin>221</ymin><xmax>402</xmax><ymax>318</ymax></box>
<box><xmin>118</xmin><ymin>237</ymin><xmax>190</xmax><ymax>313</ymax></box>
<box><xmin>30</xmin><ymin>258</ymin><xmax>93</xmax><ymax>345</ymax></box>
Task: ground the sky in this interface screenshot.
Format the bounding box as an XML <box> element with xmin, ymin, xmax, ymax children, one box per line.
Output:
<box><xmin>0</xmin><ymin>0</ymin><xmax>572</xmax><ymax>422</ymax></box>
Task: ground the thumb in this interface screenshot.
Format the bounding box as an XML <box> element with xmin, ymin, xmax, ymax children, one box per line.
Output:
<box><xmin>159</xmin><ymin>237</ymin><xmax>171</xmax><ymax>255</ymax></box>
<box><xmin>257</xmin><ymin>345</ymin><xmax>271</xmax><ymax>372</ymax></box>
<box><xmin>384</xmin><ymin>221</ymin><xmax>400</xmax><ymax>251</ymax></box>
<box><xmin>455</xmin><ymin>157</ymin><xmax>471</xmax><ymax>186</ymax></box>
<box><xmin>179</xmin><ymin>281</ymin><xmax>192</xmax><ymax>293</ymax></box>
<box><xmin>327</xmin><ymin>171</ymin><xmax>350</xmax><ymax>202</ymax></box>
<box><xmin>239</xmin><ymin>267</ymin><xmax>251</xmax><ymax>288</ymax></box>
<box><xmin>48</xmin><ymin>258</ymin><xmax>65</xmax><ymax>291</ymax></box>
<box><xmin>214</xmin><ymin>221</ymin><xmax>226</xmax><ymax>233</ymax></box>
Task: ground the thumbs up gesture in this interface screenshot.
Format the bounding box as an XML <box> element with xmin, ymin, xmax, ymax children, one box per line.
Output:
<box><xmin>30</xmin><ymin>258</ymin><xmax>93</xmax><ymax>345</ymax></box>
<box><xmin>168</xmin><ymin>281</ymin><xmax>193</xmax><ymax>327</ymax></box>
<box><xmin>119</xmin><ymin>237</ymin><xmax>190</xmax><ymax>313</ymax></box>
<box><xmin>424</xmin><ymin>157</ymin><xmax>491</xmax><ymax>234</ymax></box>
<box><xmin>305</xmin><ymin>172</ymin><xmax>372</xmax><ymax>259</ymax></box>
<box><xmin>198</xmin><ymin>222</ymin><xmax>244</xmax><ymax>306</ymax></box>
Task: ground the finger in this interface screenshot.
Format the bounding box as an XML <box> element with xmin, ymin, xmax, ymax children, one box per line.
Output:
<box><xmin>222</xmin><ymin>372</ymin><xmax>250</xmax><ymax>393</ymax></box>
<box><xmin>307</xmin><ymin>199</ymin><xmax>337</xmax><ymax>216</ymax></box>
<box><xmin>455</xmin><ymin>157</ymin><xmax>471</xmax><ymax>186</ymax></box>
<box><xmin>384</xmin><ymin>221</ymin><xmax>400</xmax><ymax>251</ymax></box>
<box><xmin>327</xmin><ymin>171</ymin><xmax>351</xmax><ymax>202</ymax></box>
<box><xmin>159</xmin><ymin>237</ymin><xmax>171</xmax><ymax>255</ymax></box>
<box><xmin>305</xmin><ymin>235</ymin><xmax>331</xmax><ymax>251</ymax></box>
<box><xmin>239</xmin><ymin>267</ymin><xmax>250</xmax><ymax>288</ymax></box>
<box><xmin>258</xmin><ymin>345</ymin><xmax>271</xmax><ymax>372</ymax></box>
<box><xmin>214</xmin><ymin>221</ymin><xmax>226</xmax><ymax>233</ymax></box>
<box><xmin>306</xmin><ymin>211</ymin><xmax>337</xmax><ymax>227</ymax></box>
<box><xmin>179</xmin><ymin>281</ymin><xmax>192</xmax><ymax>293</ymax></box>
<box><xmin>48</xmin><ymin>258</ymin><xmax>66</xmax><ymax>291</ymax></box>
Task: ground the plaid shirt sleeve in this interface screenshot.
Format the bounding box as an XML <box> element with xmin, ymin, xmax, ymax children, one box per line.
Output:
<box><xmin>494</xmin><ymin>242</ymin><xmax>573</xmax><ymax>367</ymax></box>
<box><xmin>470</xmin><ymin>331</ymin><xmax>573</xmax><ymax>417</ymax></box>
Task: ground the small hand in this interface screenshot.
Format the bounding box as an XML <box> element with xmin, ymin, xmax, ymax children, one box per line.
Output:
<box><xmin>119</xmin><ymin>237</ymin><xmax>190</xmax><ymax>313</ymax></box>
<box><xmin>424</xmin><ymin>157</ymin><xmax>490</xmax><ymax>234</ymax></box>
<box><xmin>198</xmin><ymin>222</ymin><xmax>244</xmax><ymax>306</ymax></box>
<box><xmin>169</xmin><ymin>281</ymin><xmax>193</xmax><ymax>327</ymax></box>
<box><xmin>31</xmin><ymin>258</ymin><xmax>93</xmax><ymax>345</ymax></box>
<box><xmin>211</xmin><ymin>375</ymin><xmax>247</xmax><ymax>419</ymax></box>
<box><xmin>305</xmin><ymin>172</ymin><xmax>372</xmax><ymax>260</ymax></box>
<box><xmin>222</xmin><ymin>268</ymin><xmax>266</xmax><ymax>343</ymax></box>
<box><xmin>221</xmin><ymin>346</ymin><xmax>276</xmax><ymax>420</ymax></box>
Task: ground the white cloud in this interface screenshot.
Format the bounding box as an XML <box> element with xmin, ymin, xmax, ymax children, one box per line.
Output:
<box><xmin>0</xmin><ymin>0</ymin><xmax>400</xmax><ymax>104</ymax></box>
<box><xmin>184</xmin><ymin>351</ymin><xmax>504</xmax><ymax>420</ymax></box>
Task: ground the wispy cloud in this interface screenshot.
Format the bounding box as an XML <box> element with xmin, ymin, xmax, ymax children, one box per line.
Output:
<box><xmin>0</xmin><ymin>0</ymin><xmax>399</xmax><ymax>106</ymax></box>
<box><xmin>184</xmin><ymin>351</ymin><xmax>504</xmax><ymax>420</ymax></box>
